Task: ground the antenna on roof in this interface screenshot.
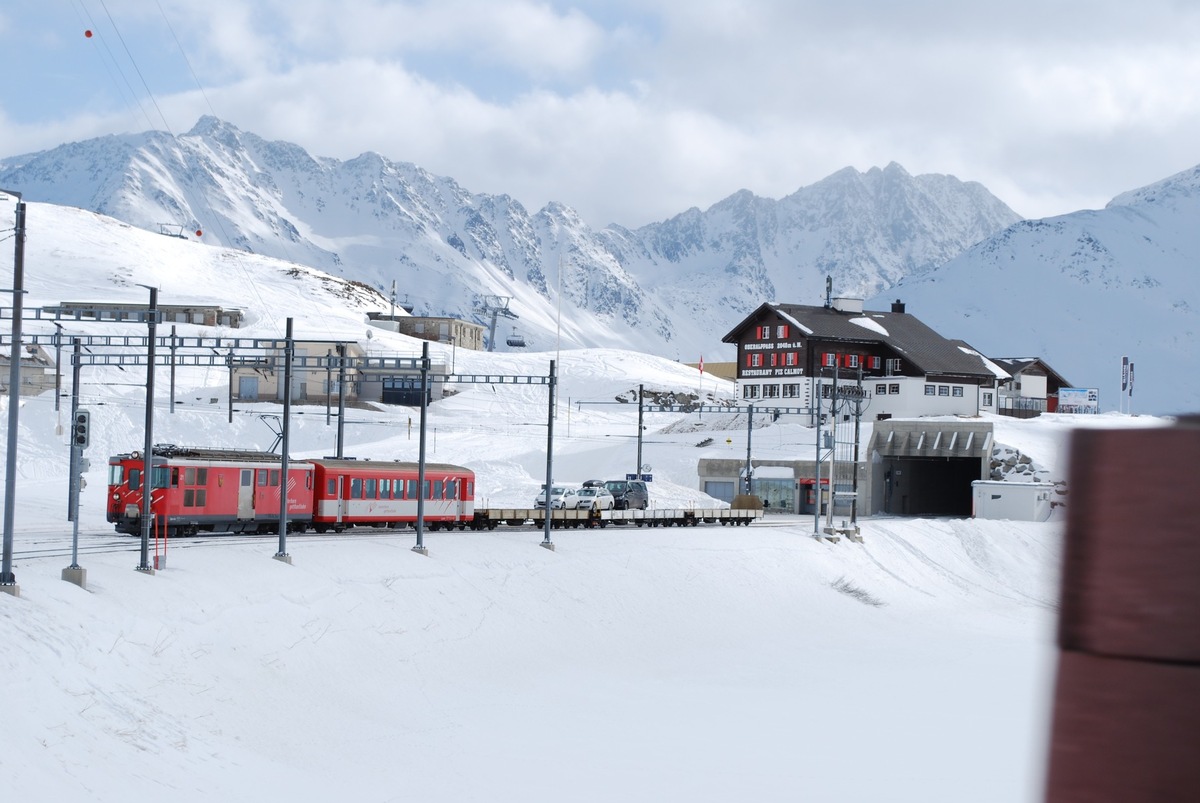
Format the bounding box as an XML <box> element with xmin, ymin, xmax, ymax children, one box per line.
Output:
<box><xmin>824</xmin><ymin>275</ymin><xmax>833</xmax><ymax>308</ymax></box>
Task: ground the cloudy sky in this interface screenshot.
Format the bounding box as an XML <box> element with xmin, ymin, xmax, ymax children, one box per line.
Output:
<box><xmin>3</xmin><ymin>1</ymin><xmax>1199</xmax><ymax>228</ymax></box>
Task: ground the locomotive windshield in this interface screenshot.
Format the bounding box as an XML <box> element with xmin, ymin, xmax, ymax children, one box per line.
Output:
<box><xmin>108</xmin><ymin>463</ymin><xmax>124</xmax><ymax>486</ymax></box>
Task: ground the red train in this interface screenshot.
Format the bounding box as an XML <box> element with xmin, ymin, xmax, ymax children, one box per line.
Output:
<box><xmin>107</xmin><ymin>446</ymin><xmax>476</xmax><ymax>537</ymax></box>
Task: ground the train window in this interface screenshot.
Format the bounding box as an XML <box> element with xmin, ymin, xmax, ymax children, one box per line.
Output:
<box><xmin>172</xmin><ymin>468</ymin><xmax>182</xmax><ymax>487</ymax></box>
<box><xmin>152</xmin><ymin>467</ymin><xmax>169</xmax><ymax>490</ymax></box>
<box><xmin>327</xmin><ymin>479</ymin><xmax>336</xmax><ymax>495</ymax></box>
<box><xmin>423</xmin><ymin>480</ymin><xmax>431</xmax><ymax>500</ymax></box>
<box><xmin>269</xmin><ymin>470</ymin><xmax>280</xmax><ymax>487</ymax></box>
<box><xmin>433</xmin><ymin>480</ymin><xmax>444</xmax><ymax>499</ymax></box>
<box><xmin>351</xmin><ymin>478</ymin><xmax>363</xmax><ymax>498</ymax></box>
<box><xmin>467</xmin><ymin>480</ymin><xmax>473</xmax><ymax>498</ymax></box>
<box><xmin>184</xmin><ymin>467</ymin><xmax>196</xmax><ymax>485</ymax></box>
<box><xmin>306</xmin><ymin>473</ymin><xmax>312</xmax><ymax>490</ymax></box>
<box><xmin>365</xmin><ymin>478</ymin><xmax>377</xmax><ymax>498</ymax></box>
<box><xmin>257</xmin><ymin>470</ymin><xmax>268</xmax><ymax>487</ymax></box>
<box><xmin>407</xmin><ymin>479</ymin><xmax>417</xmax><ymax>499</ymax></box>
<box><xmin>197</xmin><ymin>468</ymin><xmax>208</xmax><ymax>485</ymax></box>
<box><xmin>196</xmin><ymin>489</ymin><xmax>206</xmax><ymax>506</ymax></box>
<box><xmin>447</xmin><ymin>479</ymin><xmax>457</xmax><ymax>499</ymax></box>
<box><xmin>129</xmin><ymin>469</ymin><xmax>141</xmax><ymax>491</ymax></box>
<box><xmin>108</xmin><ymin>464</ymin><xmax>124</xmax><ymax>486</ymax></box>
<box><xmin>242</xmin><ymin>470</ymin><xmax>253</xmax><ymax>487</ymax></box>
<box><xmin>380</xmin><ymin>479</ymin><xmax>391</xmax><ymax>498</ymax></box>
<box><xmin>184</xmin><ymin>489</ymin><xmax>195</xmax><ymax>506</ymax></box>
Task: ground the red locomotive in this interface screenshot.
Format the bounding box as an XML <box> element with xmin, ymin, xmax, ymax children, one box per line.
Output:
<box><xmin>107</xmin><ymin>446</ymin><xmax>476</xmax><ymax>537</ymax></box>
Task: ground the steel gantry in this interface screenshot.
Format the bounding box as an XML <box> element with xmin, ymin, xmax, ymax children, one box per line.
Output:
<box><xmin>1</xmin><ymin>319</ymin><xmax>562</xmax><ymax>568</ymax></box>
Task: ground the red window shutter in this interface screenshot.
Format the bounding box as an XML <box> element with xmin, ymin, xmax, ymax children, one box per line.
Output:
<box><xmin>745</xmin><ymin>354</ymin><xmax>752</xmax><ymax>367</ymax></box>
<box><xmin>781</xmin><ymin>325</ymin><xmax>789</xmax><ymax>338</ymax></box>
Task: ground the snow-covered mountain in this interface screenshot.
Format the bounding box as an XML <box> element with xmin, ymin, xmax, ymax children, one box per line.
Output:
<box><xmin>0</xmin><ymin>117</ymin><xmax>1018</xmax><ymax>358</ymax></box>
<box><xmin>870</xmin><ymin>163</ymin><xmax>1200</xmax><ymax>417</ymax></box>
<box><xmin>4</xmin><ymin>117</ymin><xmax>1195</xmax><ymax>415</ymax></box>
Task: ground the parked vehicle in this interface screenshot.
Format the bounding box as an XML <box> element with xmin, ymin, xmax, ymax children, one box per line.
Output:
<box><xmin>603</xmin><ymin>479</ymin><xmax>649</xmax><ymax>510</ymax></box>
<box><xmin>534</xmin><ymin>484</ymin><xmax>575</xmax><ymax>509</ymax></box>
<box><xmin>569</xmin><ymin>486</ymin><xmax>615</xmax><ymax>511</ymax></box>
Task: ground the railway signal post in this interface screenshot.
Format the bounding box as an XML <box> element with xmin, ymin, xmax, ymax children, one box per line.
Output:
<box><xmin>62</xmin><ymin>339</ymin><xmax>88</xmax><ymax>588</ymax></box>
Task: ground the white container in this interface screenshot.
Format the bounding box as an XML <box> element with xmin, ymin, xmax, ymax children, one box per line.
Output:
<box><xmin>971</xmin><ymin>480</ymin><xmax>1054</xmax><ymax>522</ymax></box>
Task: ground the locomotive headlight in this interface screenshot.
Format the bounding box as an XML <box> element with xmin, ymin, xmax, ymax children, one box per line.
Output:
<box><xmin>112</xmin><ymin>492</ymin><xmax>119</xmax><ymax>501</ymax></box>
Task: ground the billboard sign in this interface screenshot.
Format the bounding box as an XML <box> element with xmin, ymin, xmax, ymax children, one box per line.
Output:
<box><xmin>1059</xmin><ymin>387</ymin><xmax>1100</xmax><ymax>414</ymax></box>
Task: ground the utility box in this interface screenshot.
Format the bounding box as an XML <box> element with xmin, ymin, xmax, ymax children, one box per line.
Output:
<box><xmin>971</xmin><ymin>480</ymin><xmax>1053</xmax><ymax>522</ymax></box>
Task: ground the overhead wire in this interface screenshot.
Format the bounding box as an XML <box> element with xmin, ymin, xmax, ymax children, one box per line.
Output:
<box><xmin>71</xmin><ymin>0</ymin><xmax>284</xmax><ymax>332</ymax></box>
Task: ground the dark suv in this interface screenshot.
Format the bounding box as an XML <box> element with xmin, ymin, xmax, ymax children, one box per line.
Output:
<box><xmin>603</xmin><ymin>479</ymin><xmax>648</xmax><ymax>510</ymax></box>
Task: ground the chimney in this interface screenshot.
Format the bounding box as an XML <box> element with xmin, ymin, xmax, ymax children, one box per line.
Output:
<box><xmin>891</xmin><ymin>299</ymin><xmax>906</xmax><ymax>314</ymax></box>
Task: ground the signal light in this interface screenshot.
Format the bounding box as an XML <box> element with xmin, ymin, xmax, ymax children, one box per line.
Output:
<box><xmin>73</xmin><ymin>410</ymin><xmax>91</xmax><ymax>450</ymax></box>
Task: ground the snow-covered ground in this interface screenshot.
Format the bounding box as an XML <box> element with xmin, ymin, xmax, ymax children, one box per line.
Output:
<box><xmin>0</xmin><ymin>200</ymin><xmax>1177</xmax><ymax>801</ymax></box>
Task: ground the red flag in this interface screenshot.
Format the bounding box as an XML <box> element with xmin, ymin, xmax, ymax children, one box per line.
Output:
<box><xmin>698</xmin><ymin>356</ymin><xmax>704</xmax><ymax>374</ymax></box>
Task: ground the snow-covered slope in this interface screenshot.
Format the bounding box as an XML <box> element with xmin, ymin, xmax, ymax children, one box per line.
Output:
<box><xmin>0</xmin><ymin>190</ymin><xmax>1180</xmax><ymax>803</ymax></box>
<box><xmin>0</xmin><ymin>117</ymin><xmax>1018</xmax><ymax>359</ymax></box>
<box><xmin>871</xmin><ymin>164</ymin><xmax>1200</xmax><ymax>416</ymax></box>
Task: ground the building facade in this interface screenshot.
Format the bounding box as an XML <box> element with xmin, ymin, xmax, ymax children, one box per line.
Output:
<box><xmin>721</xmin><ymin>297</ymin><xmax>1005</xmax><ymax>421</ymax></box>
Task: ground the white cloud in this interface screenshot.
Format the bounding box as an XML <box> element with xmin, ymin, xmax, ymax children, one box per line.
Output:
<box><xmin>3</xmin><ymin>1</ymin><xmax>1200</xmax><ymax>227</ymax></box>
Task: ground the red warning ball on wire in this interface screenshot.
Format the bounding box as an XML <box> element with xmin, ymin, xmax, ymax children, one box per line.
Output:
<box><xmin>195</xmin><ymin>229</ymin><xmax>203</xmax><ymax>237</ymax></box>
<box><xmin>85</xmin><ymin>30</ymin><xmax>93</xmax><ymax>38</ymax></box>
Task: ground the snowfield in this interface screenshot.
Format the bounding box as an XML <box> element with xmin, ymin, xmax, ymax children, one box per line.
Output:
<box><xmin>0</xmin><ymin>200</ymin><xmax>1178</xmax><ymax>801</ymax></box>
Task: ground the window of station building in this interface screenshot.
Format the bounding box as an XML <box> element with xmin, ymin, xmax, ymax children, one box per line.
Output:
<box><xmin>925</xmin><ymin>385</ymin><xmax>936</xmax><ymax>396</ymax></box>
<box><xmin>763</xmin><ymin>384</ymin><xmax>780</xmax><ymax>398</ymax></box>
<box><xmin>938</xmin><ymin>385</ymin><xmax>950</xmax><ymax>396</ymax></box>
<box><xmin>876</xmin><ymin>383</ymin><xmax>888</xmax><ymax>395</ymax></box>
<box><xmin>983</xmin><ymin>392</ymin><xmax>994</xmax><ymax>406</ymax></box>
<box><xmin>785</xmin><ymin>351</ymin><xmax>798</xmax><ymax>367</ymax></box>
<box><xmin>776</xmin><ymin>324</ymin><xmax>789</xmax><ymax>338</ymax></box>
<box><xmin>889</xmin><ymin>384</ymin><xmax>900</xmax><ymax>394</ymax></box>
<box><xmin>743</xmin><ymin>384</ymin><xmax>760</xmax><ymax>399</ymax></box>
<box><xmin>782</xmin><ymin>384</ymin><xmax>799</xmax><ymax>398</ymax></box>
<box><xmin>952</xmin><ymin>386</ymin><xmax>964</xmax><ymax>397</ymax></box>
<box><xmin>846</xmin><ymin>354</ymin><xmax>860</xmax><ymax>368</ymax></box>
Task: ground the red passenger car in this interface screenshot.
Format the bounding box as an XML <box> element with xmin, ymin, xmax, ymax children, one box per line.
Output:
<box><xmin>308</xmin><ymin>459</ymin><xmax>475</xmax><ymax>532</ymax></box>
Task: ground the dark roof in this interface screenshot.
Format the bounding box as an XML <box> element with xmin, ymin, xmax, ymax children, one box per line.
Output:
<box><xmin>723</xmin><ymin>302</ymin><xmax>1001</xmax><ymax>379</ymax></box>
<box><xmin>990</xmin><ymin>357</ymin><xmax>1072</xmax><ymax>388</ymax></box>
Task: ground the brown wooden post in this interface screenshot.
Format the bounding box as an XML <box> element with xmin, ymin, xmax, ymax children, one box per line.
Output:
<box><xmin>1044</xmin><ymin>416</ymin><xmax>1200</xmax><ymax>802</ymax></box>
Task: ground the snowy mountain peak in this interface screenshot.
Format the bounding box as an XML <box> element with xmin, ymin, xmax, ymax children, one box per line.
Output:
<box><xmin>1107</xmin><ymin>163</ymin><xmax>1200</xmax><ymax>210</ymax></box>
<box><xmin>3</xmin><ymin>117</ymin><xmax>1018</xmax><ymax>359</ymax></box>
